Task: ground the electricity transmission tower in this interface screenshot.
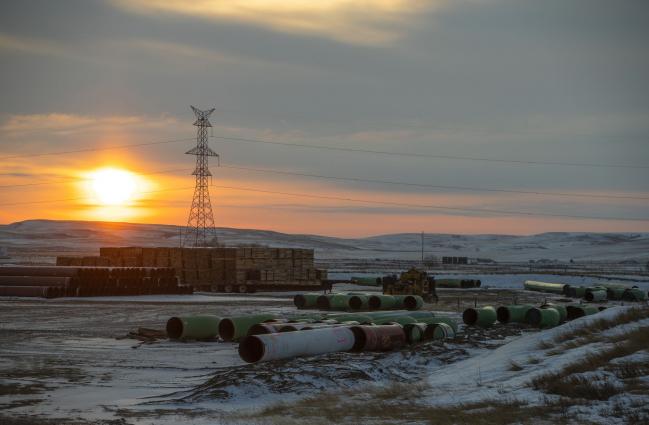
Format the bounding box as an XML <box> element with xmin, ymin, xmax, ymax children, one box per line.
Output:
<box><xmin>183</xmin><ymin>106</ymin><xmax>219</xmax><ymax>247</ymax></box>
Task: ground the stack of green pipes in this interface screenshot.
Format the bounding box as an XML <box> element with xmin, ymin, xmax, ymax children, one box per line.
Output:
<box><xmin>464</xmin><ymin>302</ymin><xmax>605</xmax><ymax>330</ymax></box>
<box><xmin>293</xmin><ymin>292</ymin><xmax>424</xmax><ymax>311</ymax></box>
<box><xmin>564</xmin><ymin>283</ymin><xmax>646</xmax><ymax>302</ymax></box>
<box><xmin>165</xmin><ymin>310</ymin><xmax>459</xmax><ymax>363</ymax></box>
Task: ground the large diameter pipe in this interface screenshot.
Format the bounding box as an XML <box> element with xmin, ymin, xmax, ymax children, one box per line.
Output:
<box><xmin>427</xmin><ymin>322</ymin><xmax>456</xmax><ymax>340</ymax></box>
<box><xmin>423</xmin><ymin>319</ymin><xmax>458</xmax><ymax>340</ymax></box>
<box><xmin>349</xmin><ymin>295</ymin><xmax>369</xmax><ymax>311</ymax></box>
<box><xmin>525</xmin><ymin>307</ymin><xmax>560</xmax><ymax>328</ymax></box>
<box><xmin>585</xmin><ymin>289</ymin><xmax>607</xmax><ymax>302</ymax></box>
<box><xmin>523</xmin><ymin>280</ymin><xmax>566</xmax><ymax>294</ymax></box>
<box><xmin>568</xmin><ymin>286</ymin><xmax>587</xmax><ymax>298</ymax></box>
<box><xmin>316</xmin><ymin>294</ymin><xmax>353</xmax><ymax>310</ymax></box>
<box><xmin>373</xmin><ymin>315</ymin><xmax>416</xmax><ymax>326</ymax></box>
<box><xmin>0</xmin><ymin>276</ymin><xmax>71</xmax><ymax>287</ymax></box>
<box><xmin>496</xmin><ymin>305</ymin><xmax>533</xmax><ymax>324</ymax></box>
<box><xmin>0</xmin><ymin>286</ymin><xmax>60</xmax><ymax>298</ymax></box>
<box><xmin>293</xmin><ymin>294</ymin><xmax>320</xmax><ymax>309</ymax></box>
<box><xmin>393</xmin><ymin>295</ymin><xmax>424</xmax><ymax>310</ymax></box>
<box><xmin>166</xmin><ymin>315</ymin><xmax>220</xmax><ymax>340</ymax></box>
<box><xmin>368</xmin><ymin>295</ymin><xmax>398</xmax><ymax>310</ymax></box>
<box><xmin>0</xmin><ymin>266</ymin><xmax>81</xmax><ymax>277</ymax></box>
<box><xmin>404</xmin><ymin>323</ymin><xmax>427</xmax><ymax>343</ymax></box>
<box><xmin>435</xmin><ymin>279</ymin><xmax>462</xmax><ymax>288</ymax></box>
<box><xmin>350</xmin><ymin>325</ymin><xmax>406</xmax><ymax>352</ymax></box>
<box><xmin>321</xmin><ymin>313</ymin><xmax>374</xmax><ymax>323</ymax></box>
<box><xmin>622</xmin><ymin>288</ymin><xmax>648</xmax><ymax>301</ymax></box>
<box><xmin>566</xmin><ymin>304</ymin><xmax>599</xmax><ymax>320</ymax></box>
<box><xmin>540</xmin><ymin>303</ymin><xmax>567</xmax><ymax>323</ymax></box>
<box><xmin>248</xmin><ymin>323</ymin><xmax>286</xmax><ymax>335</ymax></box>
<box><xmin>218</xmin><ymin>314</ymin><xmax>277</xmax><ymax>341</ymax></box>
<box><xmin>606</xmin><ymin>287</ymin><xmax>626</xmax><ymax>301</ymax></box>
<box><xmin>462</xmin><ymin>306</ymin><xmax>497</xmax><ymax>327</ymax></box>
<box><xmin>238</xmin><ymin>326</ymin><xmax>355</xmax><ymax>363</ymax></box>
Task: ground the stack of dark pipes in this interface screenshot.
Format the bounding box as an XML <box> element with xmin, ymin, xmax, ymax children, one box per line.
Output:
<box><xmin>165</xmin><ymin>310</ymin><xmax>458</xmax><ymax>363</ymax></box>
<box><xmin>0</xmin><ymin>266</ymin><xmax>188</xmax><ymax>298</ymax></box>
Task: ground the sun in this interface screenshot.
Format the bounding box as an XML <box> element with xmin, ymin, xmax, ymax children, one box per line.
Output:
<box><xmin>89</xmin><ymin>168</ymin><xmax>139</xmax><ymax>206</ymax></box>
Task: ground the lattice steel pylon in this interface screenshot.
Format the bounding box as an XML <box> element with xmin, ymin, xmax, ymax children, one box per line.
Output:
<box><xmin>182</xmin><ymin>106</ymin><xmax>219</xmax><ymax>247</ymax></box>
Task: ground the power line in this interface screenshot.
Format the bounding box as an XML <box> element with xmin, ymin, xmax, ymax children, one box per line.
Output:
<box><xmin>0</xmin><ymin>137</ymin><xmax>194</xmax><ymax>161</ymax></box>
<box><xmin>1</xmin><ymin>161</ymin><xmax>647</xmax><ymax>202</ymax></box>
<box><xmin>211</xmin><ymin>135</ymin><xmax>649</xmax><ymax>169</ymax></box>
<box><xmin>219</xmin><ymin>164</ymin><xmax>649</xmax><ymax>201</ymax></box>
<box><xmin>2</xmin><ymin>162</ymin><xmax>646</xmax><ymax>202</ymax></box>
<box><xmin>1</xmin><ymin>133</ymin><xmax>646</xmax><ymax>169</ymax></box>
<box><xmin>2</xmin><ymin>182</ymin><xmax>646</xmax><ymax>222</ymax></box>
<box><xmin>204</xmin><ymin>184</ymin><xmax>649</xmax><ymax>222</ymax></box>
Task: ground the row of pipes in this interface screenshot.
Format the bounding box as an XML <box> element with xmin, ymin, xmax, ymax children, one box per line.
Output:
<box><xmin>293</xmin><ymin>292</ymin><xmax>424</xmax><ymax>311</ymax></box>
<box><xmin>166</xmin><ymin>310</ymin><xmax>458</xmax><ymax>363</ymax></box>
<box><xmin>0</xmin><ymin>266</ymin><xmax>187</xmax><ymax>297</ymax></box>
<box><xmin>523</xmin><ymin>280</ymin><xmax>648</xmax><ymax>302</ymax></box>
<box><xmin>463</xmin><ymin>302</ymin><xmax>606</xmax><ymax>329</ymax></box>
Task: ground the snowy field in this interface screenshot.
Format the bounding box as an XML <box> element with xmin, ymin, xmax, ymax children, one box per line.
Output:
<box><xmin>1</xmin><ymin>283</ymin><xmax>648</xmax><ymax>424</ymax></box>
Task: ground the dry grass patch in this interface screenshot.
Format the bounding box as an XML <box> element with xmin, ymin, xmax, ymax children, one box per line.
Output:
<box><xmin>532</xmin><ymin>326</ymin><xmax>649</xmax><ymax>401</ymax></box>
<box><xmin>254</xmin><ymin>396</ymin><xmax>567</xmax><ymax>425</ymax></box>
<box><xmin>554</xmin><ymin>307</ymin><xmax>649</xmax><ymax>345</ymax></box>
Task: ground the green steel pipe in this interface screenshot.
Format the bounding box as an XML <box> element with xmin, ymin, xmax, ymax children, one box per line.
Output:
<box><xmin>422</xmin><ymin>317</ymin><xmax>459</xmax><ymax>338</ymax></box>
<box><xmin>606</xmin><ymin>287</ymin><xmax>626</xmax><ymax>301</ymax></box>
<box><xmin>248</xmin><ymin>323</ymin><xmax>284</xmax><ymax>335</ymax></box>
<box><xmin>585</xmin><ymin>289</ymin><xmax>607</xmax><ymax>302</ymax></box>
<box><xmin>523</xmin><ymin>280</ymin><xmax>566</xmax><ymax>294</ymax></box>
<box><xmin>321</xmin><ymin>313</ymin><xmax>373</xmax><ymax>323</ymax></box>
<box><xmin>350</xmin><ymin>276</ymin><xmax>381</xmax><ymax>286</ymax></box>
<box><xmin>362</xmin><ymin>311</ymin><xmax>434</xmax><ymax>322</ymax></box>
<box><xmin>373</xmin><ymin>315</ymin><xmax>416</xmax><ymax>326</ymax></box>
<box><xmin>218</xmin><ymin>314</ymin><xmax>277</xmax><ymax>341</ymax></box>
<box><xmin>166</xmin><ymin>315</ymin><xmax>220</xmax><ymax>340</ymax></box>
<box><xmin>392</xmin><ymin>295</ymin><xmax>424</xmax><ymax>310</ymax></box>
<box><xmin>569</xmin><ymin>287</ymin><xmax>587</xmax><ymax>298</ymax></box>
<box><xmin>462</xmin><ymin>306</ymin><xmax>497</xmax><ymax>327</ymax></box>
<box><xmin>316</xmin><ymin>294</ymin><xmax>354</xmax><ymax>310</ymax></box>
<box><xmin>525</xmin><ymin>307</ymin><xmax>560</xmax><ymax>328</ymax></box>
<box><xmin>429</xmin><ymin>322</ymin><xmax>456</xmax><ymax>340</ymax></box>
<box><xmin>403</xmin><ymin>323</ymin><xmax>427</xmax><ymax>343</ymax></box>
<box><xmin>566</xmin><ymin>304</ymin><xmax>600</xmax><ymax>320</ymax></box>
<box><xmin>496</xmin><ymin>305</ymin><xmax>534</xmax><ymax>324</ymax></box>
<box><xmin>622</xmin><ymin>288</ymin><xmax>648</xmax><ymax>301</ymax></box>
<box><xmin>435</xmin><ymin>279</ymin><xmax>462</xmax><ymax>288</ymax></box>
<box><xmin>293</xmin><ymin>294</ymin><xmax>320</xmax><ymax>309</ymax></box>
<box><xmin>368</xmin><ymin>295</ymin><xmax>398</xmax><ymax>310</ymax></box>
<box><xmin>540</xmin><ymin>303</ymin><xmax>567</xmax><ymax>323</ymax></box>
<box><xmin>348</xmin><ymin>295</ymin><xmax>370</xmax><ymax>311</ymax></box>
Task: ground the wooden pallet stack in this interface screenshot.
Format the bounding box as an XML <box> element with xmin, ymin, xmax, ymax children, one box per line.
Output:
<box><xmin>59</xmin><ymin>246</ymin><xmax>327</xmax><ymax>292</ymax></box>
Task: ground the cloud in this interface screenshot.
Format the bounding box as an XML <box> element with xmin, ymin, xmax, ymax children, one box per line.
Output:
<box><xmin>111</xmin><ymin>0</ymin><xmax>444</xmax><ymax>46</ymax></box>
<box><xmin>0</xmin><ymin>33</ymin><xmax>68</xmax><ymax>57</ymax></box>
<box><xmin>0</xmin><ymin>113</ymin><xmax>179</xmax><ymax>135</ymax></box>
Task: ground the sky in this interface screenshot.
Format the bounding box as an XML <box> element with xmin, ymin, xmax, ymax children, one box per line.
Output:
<box><xmin>0</xmin><ymin>0</ymin><xmax>648</xmax><ymax>237</ymax></box>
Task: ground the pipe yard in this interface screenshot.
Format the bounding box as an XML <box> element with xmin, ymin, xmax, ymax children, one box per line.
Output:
<box><xmin>1</xmin><ymin>263</ymin><xmax>648</xmax><ymax>424</ymax></box>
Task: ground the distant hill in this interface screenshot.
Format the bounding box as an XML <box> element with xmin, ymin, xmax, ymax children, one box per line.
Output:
<box><xmin>1</xmin><ymin>219</ymin><xmax>648</xmax><ymax>263</ymax></box>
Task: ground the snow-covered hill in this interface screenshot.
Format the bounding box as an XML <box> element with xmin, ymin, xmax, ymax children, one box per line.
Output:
<box><xmin>1</xmin><ymin>219</ymin><xmax>648</xmax><ymax>263</ymax></box>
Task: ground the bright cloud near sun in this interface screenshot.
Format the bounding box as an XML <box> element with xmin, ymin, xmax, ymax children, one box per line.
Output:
<box><xmin>111</xmin><ymin>0</ymin><xmax>443</xmax><ymax>46</ymax></box>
